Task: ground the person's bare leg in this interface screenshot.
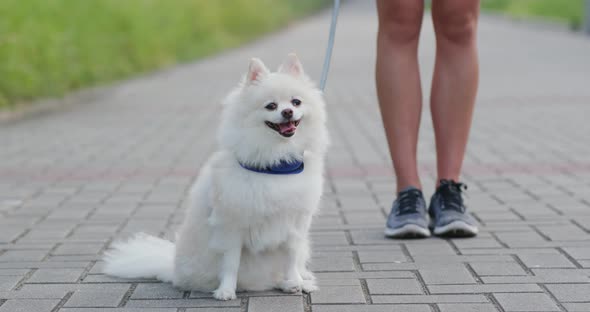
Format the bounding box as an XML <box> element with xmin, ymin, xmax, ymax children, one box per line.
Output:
<box><xmin>376</xmin><ymin>0</ymin><xmax>425</xmax><ymax>192</ymax></box>
<box><xmin>430</xmin><ymin>0</ymin><xmax>479</xmax><ymax>184</ymax></box>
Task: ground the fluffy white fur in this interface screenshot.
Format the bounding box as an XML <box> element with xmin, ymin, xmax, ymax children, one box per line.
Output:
<box><xmin>103</xmin><ymin>53</ymin><xmax>328</xmax><ymax>300</ymax></box>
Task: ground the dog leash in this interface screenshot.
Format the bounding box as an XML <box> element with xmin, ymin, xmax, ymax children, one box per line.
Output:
<box><xmin>319</xmin><ymin>0</ymin><xmax>341</xmax><ymax>91</ymax></box>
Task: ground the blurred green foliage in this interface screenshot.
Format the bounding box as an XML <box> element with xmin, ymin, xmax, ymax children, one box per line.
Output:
<box><xmin>482</xmin><ymin>0</ymin><xmax>584</xmax><ymax>29</ymax></box>
<box><xmin>0</xmin><ymin>0</ymin><xmax>328</xmax><ymax>108</ymax></box>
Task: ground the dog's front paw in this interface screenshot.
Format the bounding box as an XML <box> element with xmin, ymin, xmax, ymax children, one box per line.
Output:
<box><xmin>301</xmin><ymin>279</ymin><xmax>318</xmax><ymax>293</ymax></box>
<box><xmin>212</xmin><ymin>287</ymin><xmax>237</xmax><ymax>301</ymax></box>
<box><xmin>279</xmin><ymin>279</ymin><xmax>302</xmax><ymax>293</ymax></box>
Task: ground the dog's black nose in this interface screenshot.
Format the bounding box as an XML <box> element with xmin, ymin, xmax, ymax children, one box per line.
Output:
<box><xmin>281</xmin><ymin>109</ymin><xmax>293</xmax><ymax>119</ymax></box>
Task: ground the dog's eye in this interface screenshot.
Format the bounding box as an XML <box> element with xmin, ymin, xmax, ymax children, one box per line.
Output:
<box><xmin>265</xmin><ymin>102</ymin><xmax>277</xmax><ymax>110</ymax></box>
<box><xmin>291</xmin><ymin>99</ymin><xmax>302</xmax><ymax>106</ymax></box>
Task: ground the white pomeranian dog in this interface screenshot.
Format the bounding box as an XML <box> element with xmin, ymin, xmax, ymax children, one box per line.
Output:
<box><xmin>103</xmin><ymin>53</ymin><xmax>328</xmax><ymax>300</ymax></box>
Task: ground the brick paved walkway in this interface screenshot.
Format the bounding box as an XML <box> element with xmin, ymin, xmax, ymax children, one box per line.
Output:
<box><xmin>2</xmin><ymin>2</ymin><xmax>590</xmax><ymax>311</ymax></box>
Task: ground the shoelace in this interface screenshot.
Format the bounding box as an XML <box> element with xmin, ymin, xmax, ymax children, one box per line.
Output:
<box><xmin>437</xmin><ymin>179</ymin><xmax>467</xmax><ymax>213</ymax></box>
<box><xmin>397</xmin><ymin>189</ymin><xmax>423</xmax><ymax>215</ymax></box>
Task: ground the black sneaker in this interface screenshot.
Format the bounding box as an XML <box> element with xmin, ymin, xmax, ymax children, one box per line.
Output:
<box><xmin>385</xmin><ymin>187</ymin><xmax>430</xmax><ymax>238</ymax></box>
<box><xmin>429</xmin><ymin>179</ymin><xmax>478</xmax><ymax>237</ymax></box>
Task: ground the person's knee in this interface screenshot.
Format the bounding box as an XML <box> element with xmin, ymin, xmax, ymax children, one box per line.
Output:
<box><xmin>378</xmin><ymin>3</ymin><xmax>423</xmax><ymax>45</ymax></box>
<box><xmin>434</xmin><ymin>11</ymin><xmax>477</xmax><ymax>46</ymax></box>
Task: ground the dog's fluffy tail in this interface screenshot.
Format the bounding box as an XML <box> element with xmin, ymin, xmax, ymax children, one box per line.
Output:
<box><xmin>103</xmin><ymin>233</ymin><xmax>175</xmax><ymax>283</ymax></box>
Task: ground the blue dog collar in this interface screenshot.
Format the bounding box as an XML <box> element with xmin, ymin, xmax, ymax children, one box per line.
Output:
<box><xmin>239</xmin><ymin>159</ymin><xmax>304</xmax><ymax>175</ymax></box>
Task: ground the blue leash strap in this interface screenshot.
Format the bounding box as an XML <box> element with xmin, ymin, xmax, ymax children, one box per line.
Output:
<box><xmin>319</xmin><ymin>0</ymin><xmax>340</xmax><ymax>91</ymax></box>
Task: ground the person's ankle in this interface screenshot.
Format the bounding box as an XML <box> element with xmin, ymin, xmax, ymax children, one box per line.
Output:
<box><xmin>435</xmin><ymin>176</ymin><xmax>460</xmax><ymax>188</ymax></box>
<box><xmin>396</xmin><ymin>182</ymin><xmax>422</xmax><ymax>193</ymax></box>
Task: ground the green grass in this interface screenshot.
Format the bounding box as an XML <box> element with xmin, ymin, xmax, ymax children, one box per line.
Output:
<box><xmin>482</xmin><ymin>0</ymin><xmax>585</xmax><ymax>29</ymax></box>
<box><xmin>0</xmin><ymin>0</ymin><xmax>328</xmax><ymax>109</ymax></box>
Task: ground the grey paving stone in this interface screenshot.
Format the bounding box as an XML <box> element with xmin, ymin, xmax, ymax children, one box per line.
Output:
<box><xmin>0</xmin><ymin>228</ymin><xmax>27</xmax><ymax>243</ymax></box>
<box><xmin>405</xmin><ymin>242</ymin><xmax>458</xmax><ymax>256</ymax></box>
<box><xmin>0</xmin><ymin>243</ymin><xmax>56</xmax><ymax>251</ymax></box>
<box><xmin>332</xmin><ymin>181</ymin><xmax>371</xmax><ymax>195</ymax></box>
<box><xmin>416</xmin><ymin>254</ymin><xmax>515</xmax><ymax>263</ymax></box>
<box><xmin>313</xmin><ymin>216</ymin><xmax>345</xmax><ymax>227</ymax></box>
<box><xmin>348</xmin><ymin>230</ymin><xmax>388</xmax><ymax>245</ymax></box>
<box><xmin>366</xmin><ymin>279</ymin><xmax>424</xmax><ymax>295</ymax></box>
<box><xmin>418</xmin><ymin>266</ymin><xmax>476</xmax><ymax>284</ymax></box>
<box><xmin>461</xmin><ymin>248</ymin><xmax>560</xmax><ymax>256</ymax></box>
<box><xmin>545</xmin><ymin>284</ymin><xmax>590</xmax><ymax>302</ymax></box>
<box><xmin>562</xmin><ymin>247</ymin><xmax>590</xmax><ymax>260</ymax></box>
<box><xmin>437</xmin><ymin>303</ymin><xmax>499</xmax><ymax>312</ymax></box>
<box><xmin>317</xmin><ymin>279</ymin><xmax>360</xmax><ymax>287</ymax></box>
<box><xmin>0</xmin><ymin>288</ymin><xmax>68</xmax><ymax>300</ymax></box>
<box><xmin>338</xmin><ymin>196</ymin><xmax>380</xmax><ymax>211</ymax></box>
<box><xmin>493</xmin><ymin>231</ymin><xmax>548</xmax><ymax>248</ymax></box>
<box><xmin>473</xmin><ymin>211</ymin><xmax>522</xmax><ymax>222</ymax></box>
<box><xmin>48</xmin><ymin>255</ymin><xmax>97</xmax><ymax>262</ymax></box>
<box><xmin>0</xmin><ymin>269</ymin><xmax>29</xmax><ymax>276</ymax></box>
<box><xmin>517</xmin><ymin>253</ymin><xmax>576</xmax><ymax>268</ymax></box>
<box><xmin>22</xmin><ymin>229</ymin><xmax>73</xmax><ymax>241</ymax></box>
<box><xmin>60</xmin><ymin>309</ymin><xmax>176</xmax><ymax>312</ymax></box>
<box><xmin>310</xmin><ymin>232</ymin><xmax>350</xmax><ymax>246</ymax></box>
<box><xmin>362</xmin><ymin>263</ymin><xmax>417</xmax><ymax>271</ymax></box>
<box><xmin>0</xmin><ymin>299</ymin><xmax>60</xmax><ymax>312</ymax></box>
<box><xmin>310</xmin><ymin>252</ymin><xmax>355</xmax><ymax>272</ymax></box>
<box><xmin>52</xmin><ymin>243</ymin><xmax>105</xmax><ymax>255</ymax></box>
<box><xmin>452</xmin><ymin>237</ymin><xmax>504</xmax><ymax>249</ymax></box>
<box><xmin>28</xmin><ymin>268</ymin><xmax>84</xmax><ymax>283</ymax></box>
<box><xmin>493</xmin><ymin>293</ymin><xmax>560</xmax><ymax>312</ymax></box>
<box><xmin>428</xmin><ymin>284</ymin><xmax>542</xmax><ymax>294</ymax></box>
<box><xmin>469</xmin><ymin>261</ymin><xmax>528</xmax><ymax>276</ymax></box>
<box><xmin>46</xmin><ymin>209</ymin><xmax>91</xmax><ymax>220</ymax></box>
<box><xmin>0</xmin><ymin>275</ymin><xmax>21</xmax><ymax>291</ymax></box>
<box><xmin>343</xmin><ymin>212</ymin><xmax>385</xmax><ymax>225</ymax></box>
<box><xmin>311</xmin><ymin>285</ymin><xmax>366</xmax><ymax>304</ymax></box>
<box><xmin>0</xmin><ymin>250</ymin><xmax>49</xmax><ymax>262</ymax></box>
<box><xmin>64</xmin><ymin>287</ymin><xmax>131</xmax><ymax>308</ymax></box>
<box><xmin>357</xmin><ymin>250</ymin><xmax>407</xmax><ymax>263</ymax></box>
<box><xmin>87</xmin><ymin>262</ymin><xmax>105</xmax><ymax>274</ymax></box>
<box><xmin>531</xmin><ymin>268</ymin><xmax>590</xmax><ymax>277</ymax></box>
<box><xmin>536</xmin><ymin>225</ymin><xmax>589</xmax><ymax>241</ymax></box>
<box><xmin>562</xmin><ymin>303</ymin><xmax>590</xmax><ymax>312</ymax></box>
<box><xmin>315</xmin><ymin>272</ymin><xmax>415</xmax><ymax>280</ymax></box>
<box><xmin>130</xmin><ymin>283</ymin><xmax>184</xmax><ymax>299</ymax></box>
<box><xmin>185</xmin><ymin>309</ymin><xmax>240</xmax><ymax>312</ymax></box>
<box><xmin>312</xmin><ymin>304</ymin><xmax>432</xmax><ymax>312</ymax></box>
<box><xmin>0</xmin><ymin>261</ymin><xmax>89</xmax><ymax>269</ymax></box>
<box><xmin>188</xmin><ymin>291</ymin><xmax>213</xmax><ymax>298</ymax></box>
<box><xmin>80</xmin><ymin>274</ymin><xmax>153</xmax><ymax>283</ymax></box>
<box><xmin>248</xmin><ymin>296</ymin><xmax>303</xmax><ymax>312</ymax></box>
<box><xmin>125</xmin><ymin>299</ymin><xmax>240</xmax><ymax>308</ymax></box>
<box><xmin>481</xmin><ymin>274</ymin><xmax>590</xmax><ymax>284</ymax></box>
<box><xmin>371</xmin><ymin>294</ymin><xmax>488</xmax><ymax>304</ymax></box>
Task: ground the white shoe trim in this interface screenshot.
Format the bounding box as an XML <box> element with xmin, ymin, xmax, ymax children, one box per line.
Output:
<box><xmin>433</xmin><ymin>220</ymin><xmax>479</xmax><ymax>236</ymax></box>
<box><xmin>384</xmin><ymin>224</ymin><xmax>431</xmax><ymax>238</ymax></box>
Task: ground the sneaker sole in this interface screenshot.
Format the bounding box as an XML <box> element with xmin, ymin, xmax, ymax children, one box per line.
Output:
<box><xmin>384</xmin><ymin>224</ymin><xmax>431</xmax><ymax>239</ymax></box>
<box><xmin>433</xmin><ymin>221</ymin><xmax>478</xmax><ymax>237</ymax></box>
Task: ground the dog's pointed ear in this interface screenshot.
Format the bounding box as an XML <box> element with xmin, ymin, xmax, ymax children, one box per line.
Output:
<box><xmin>278</xmin><ymin>53</ymin><xmax>304</xmax><ymax>78</ymax></box>
<box><xmin>246</xmin><ymin>58</ymin><xmax>269</xmax><ymax>85</ymax></box>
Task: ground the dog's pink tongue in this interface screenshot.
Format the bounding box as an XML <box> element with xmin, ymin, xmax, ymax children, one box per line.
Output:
<box><xmin>279</xmin><ymin>122</ymin><xmax>296</xmax><ymax>134</ymax></box>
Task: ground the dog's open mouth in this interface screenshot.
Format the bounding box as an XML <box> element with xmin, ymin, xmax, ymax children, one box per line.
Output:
<box><xmin>265</xmin><ymin>119</ymin><xmax>301</xmax><ymax>137</ymax></box>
